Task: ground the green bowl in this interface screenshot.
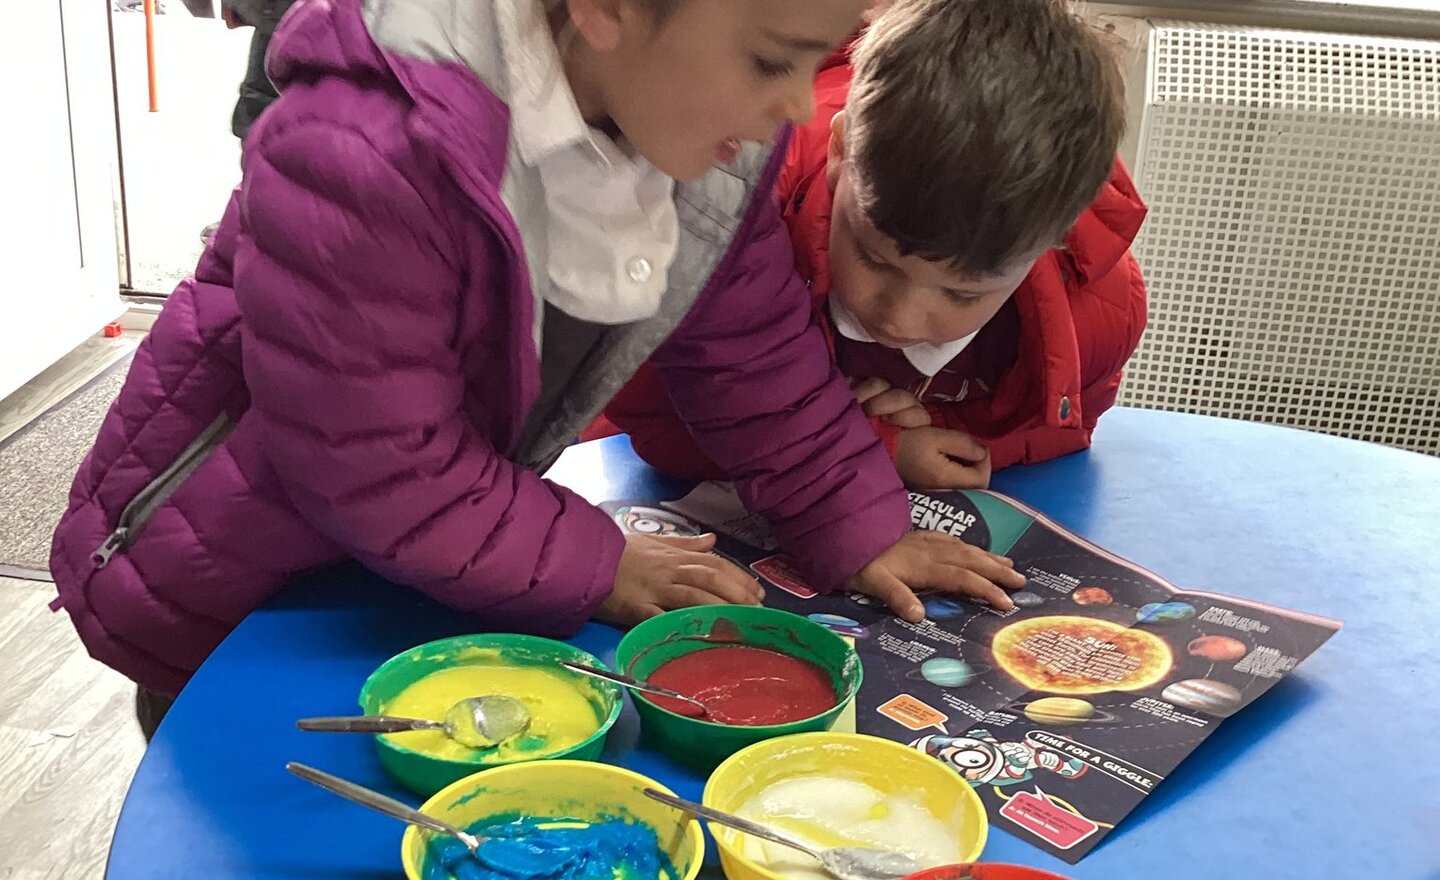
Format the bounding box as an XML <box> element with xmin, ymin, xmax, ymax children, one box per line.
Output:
<box><xmin>614</xmin><ymin>606</ymin><xmax>862</xmax><ymax>770</ymax></box>
<box><xmin>359</xmin><ymin>634</ymin><xmax>622</xmax><ymax>797</ymax></box>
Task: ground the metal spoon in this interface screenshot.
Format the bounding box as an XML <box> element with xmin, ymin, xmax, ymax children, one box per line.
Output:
<box><xmin>287</xmin><ymin>762</ymin><xmax>483</xmax><ymax>855</ymax></box>
<box><xmin>296</xmin><ymin>695</ymin><xmax>531</xmax><ymax>748</ymax></box>
<box><xmin>642</xmin><ymin>788</ymin><xmax>922</xmax><ymax>880</ymax></box>
<box><xmin>558</xmin><ymin>660</ymin><xmax>711</xmax><ymax>717</ymax></box>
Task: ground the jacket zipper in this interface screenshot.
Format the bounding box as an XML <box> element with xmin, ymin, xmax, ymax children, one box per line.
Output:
<box><xmin>92</xmin><ymin>412</ymin><xmax>236</xmax><ymax>569</ymax></box>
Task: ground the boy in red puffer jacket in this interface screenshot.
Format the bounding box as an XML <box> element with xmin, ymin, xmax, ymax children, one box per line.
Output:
<box><xmin>603</xmin><ymin>0</ymin><xmax>1148</xmax><ymax>490</ymax></box>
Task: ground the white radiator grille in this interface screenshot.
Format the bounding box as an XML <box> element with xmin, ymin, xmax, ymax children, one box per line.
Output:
<box><xmin>1123</xmin><ymin>22</ymin><xmax>1440</xmax><ymax>454</ymax></box>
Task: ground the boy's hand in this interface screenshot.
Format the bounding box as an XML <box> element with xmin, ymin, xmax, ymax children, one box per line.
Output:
<box><xmin>845</xmin><ymin>531</ymin><xmax>1025</xmax><ymax>623</ymax></box>
<box><xmin>850</xmin><ymin>377</ymin><xmax>932</xmax><ymax>429</ymax></box>
<box><xmin>596</xmin><ymin>533</ymin><xmax>764</xmax><ymax>628</ymax></box>
<box><xmin>895</xmin><ymin>426</ymin><xmax>992</xmax><ymax>490</ymax></box>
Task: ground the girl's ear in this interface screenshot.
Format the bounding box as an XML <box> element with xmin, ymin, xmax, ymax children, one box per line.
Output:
<box><xmin>566</xmin><ymin>0</ymin><xmax>625</xmax><ymax>52</ymax></box>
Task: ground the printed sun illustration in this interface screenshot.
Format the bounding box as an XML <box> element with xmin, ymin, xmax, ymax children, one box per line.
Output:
<box><xmin>992</xmin><ymin>616</ymin><xmax>1174</xmax><ymax>695</ymax></box>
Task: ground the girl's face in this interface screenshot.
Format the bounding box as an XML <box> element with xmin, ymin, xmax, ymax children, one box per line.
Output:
<box><xmin>581</xmin><ymin>0</ymin><xmax>867</xmax><ymax>181</ymax></box>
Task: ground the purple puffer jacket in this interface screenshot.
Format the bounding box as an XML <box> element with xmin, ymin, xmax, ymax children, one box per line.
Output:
<box><xmin>50</xmin><ymin>0</ymin><xmax>910</xmax><ymax>696</ymax></box>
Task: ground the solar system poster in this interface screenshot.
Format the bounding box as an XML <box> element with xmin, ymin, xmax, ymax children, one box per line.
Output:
<box><xmin>605</xmin><ymin>485</ymin><xmax>1341</xmax><ymax>863</ymax></box>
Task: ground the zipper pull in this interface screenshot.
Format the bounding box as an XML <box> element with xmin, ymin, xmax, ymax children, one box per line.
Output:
<box><xmin>92</xmin><ymin>527</ymin><xmax>129</xmax><ymax>569</ymax></box>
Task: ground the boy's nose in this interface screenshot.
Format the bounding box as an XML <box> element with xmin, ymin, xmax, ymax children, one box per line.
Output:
<box><xmin>874</xmin><ymin>292</ymin><xmax>923</xmax><ymax>341</ymax></box>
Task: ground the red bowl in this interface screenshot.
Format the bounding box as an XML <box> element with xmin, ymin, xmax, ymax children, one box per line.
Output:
<box><xmin>904</xmin><ymin>865</ymin><xmax>1072</xmax><ymax>880</ymax></box>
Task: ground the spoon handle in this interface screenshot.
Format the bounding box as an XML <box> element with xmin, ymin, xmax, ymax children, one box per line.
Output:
<box><xmin>642</xmin><ymin>788</ymin><xmax>819</xmax><ymax>859</ymax></box>
<box><xmin>296</xmin><ymin>715</ymin><xmax>444</xmax><ymax>734</ymax></box>
<box><xmin>559</xmin><ymin>661</ymin><xmax>708</xmax><ymax>710</ymax></box>
<box><xmin>286</xmin><ymin>763</ymin><xmax>469</xmax><ymax>840</ymax></box>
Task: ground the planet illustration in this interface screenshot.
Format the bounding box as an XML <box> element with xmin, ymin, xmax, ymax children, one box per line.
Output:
<box><xmin>612</xmin><ymin>505</ymin><xmax>701</xmax><ymax>538</ymax></box>
<box><xmin>1011</xmin><ymin>591</ymin><xmax>1046</xmax><ymax>608</ymax></box>
<box><xmin>1072</xmin><ymin>587</ymin><xmax>1114</xmax><ymax>606</ymax></box>
<box><xmin>1161</xmin><ymin>678</ymin><xmax>1243</xmax><ymax>717</ymax></box>
<box><xmin>806</xmin><ymin>613</ymin><xmax>869</xmax><ymax>638</ymax></box>
<box><xmin>1136</xmin><ymin>601</ymin><xmax>1197</xmax><ymax>624</ymax></box>
<box><xmin>1187</xmin><ymin>635</ymin><xmax>1248</xmax><ymax>662</ymax></box>
<box><xmin>921</xmin><ymin>596</ymin><xmax>973</xmax><ymax>621</ymax></box>
<box><xmin>1006</xmin><ymin>696</ymin><xmax>1122</xmax><ymax>726</ymax></box>
<box><xmin>905</xmin><ymin>657</ymin><xmax>989</xmax><ymax>688</ymax></box>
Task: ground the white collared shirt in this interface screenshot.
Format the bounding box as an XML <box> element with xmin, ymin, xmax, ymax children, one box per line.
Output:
<box><xmin>494</xmin><ymin>0</ymin><xmax>679</xmax><ymax>325</ymax></box>
<box><xmin>828</xmin><ymin>293</ymin><xmax>978</xmax><ymax>376</ymax></box>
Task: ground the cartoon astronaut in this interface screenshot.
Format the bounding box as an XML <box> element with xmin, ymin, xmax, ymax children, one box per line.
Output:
<box><xmin>612</xmin><ymin>506</ymin><xmax>702</xmax><ymax>538</ymax></box>
<box><xmin>911</xmin><ymin>729</ymin><xmax>1087</xmax><ymax>787</ymax></box>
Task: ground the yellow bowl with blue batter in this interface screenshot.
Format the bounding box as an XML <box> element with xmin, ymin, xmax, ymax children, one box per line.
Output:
<box><xmin>401</xmin><ymin>761</ymin><xmax>705</xmax><ymax>880</ymax></box>
<box><xmin>360</xmin><ymin>634</ymin><xmax>622</xmax><ymax>796</ymax></box>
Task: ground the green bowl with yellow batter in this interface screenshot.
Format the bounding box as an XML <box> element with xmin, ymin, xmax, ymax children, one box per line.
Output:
<box><xmin>359</xmin><ymin>634</ymin><xmax>622</xmax><ymax>796</ymax></box>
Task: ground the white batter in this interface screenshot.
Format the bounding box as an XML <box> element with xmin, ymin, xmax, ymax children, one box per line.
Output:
<box><xmin>732</xmin><ymin>774</ymin><xmax>964</xmax><ymax>879</ymax></box>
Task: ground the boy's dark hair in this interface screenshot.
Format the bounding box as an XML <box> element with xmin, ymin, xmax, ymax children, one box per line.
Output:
<box><xmin>848</xmin><ymin>0</ymin><xmax>1126</xmax><ymax>276</ymax></box>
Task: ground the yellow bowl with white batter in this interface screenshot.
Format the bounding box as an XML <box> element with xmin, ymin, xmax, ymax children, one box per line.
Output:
<box><xmin>703</xmin><ymin>732</ymin><xmax>988</xmax><ymax>880</ymax></box>
<box><xmin>359</xmin><ymin>634</ymin><xmax>622</xmax><ymax>796</ymax></box>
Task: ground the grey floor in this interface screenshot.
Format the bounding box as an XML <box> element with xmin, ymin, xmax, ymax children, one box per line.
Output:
<box><xmin>0</xmin><ymin>578</ymin><xmax>143</xmax><ymax>879</ymax></box>
<box><xmin>0</xmin><ymin>336</ymin><xmax>146</xmax><ymax>879</ymax></box>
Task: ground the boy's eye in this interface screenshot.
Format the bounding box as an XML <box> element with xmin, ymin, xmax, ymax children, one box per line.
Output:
<box><xmin>857</xmin><ymin>247</ymin><xmax>889</xmax><ymax>271</ymax></box>
<box><xmin>752</xmin><ymin>56</ymin><xmax>795</xmax><ymax>78</ymax></box>
<box><xmin>943</xmin><ymin>290</ymin><xmax>985</xmax><ymax>306</ymax></box>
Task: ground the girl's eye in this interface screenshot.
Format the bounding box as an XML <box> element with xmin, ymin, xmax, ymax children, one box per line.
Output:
<box><xmin>753</xmin><ymin>56</ymin><xmax>795</xmax><ymax>78</ymax></box>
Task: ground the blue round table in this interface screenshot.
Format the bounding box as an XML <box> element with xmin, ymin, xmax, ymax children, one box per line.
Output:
<box><xmin>106</xmin><ymin>409</ymin><xmax>1440</xmax><ymax>878</ymax></box>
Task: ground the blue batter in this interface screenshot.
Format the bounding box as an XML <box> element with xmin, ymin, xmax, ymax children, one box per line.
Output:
<box><xmin>424</xmin><ymin>815</ymin><xmax>678</xmax><ymax>880</ymax></box>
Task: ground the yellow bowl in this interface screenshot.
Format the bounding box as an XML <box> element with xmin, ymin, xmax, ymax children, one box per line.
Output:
<box><xmin>401</xmin><ymin>761</ymin><xmax>704</xmax><ymax>880</ymax></box>
<box><xmin>703</xmin><ymin>733</ymin><xmax>988</xmax><ymax>880</ymax></box>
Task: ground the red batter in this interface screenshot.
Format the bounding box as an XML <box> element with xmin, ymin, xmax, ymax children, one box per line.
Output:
<box><xmin>645</xmin><ymin>645</ymin><xmax>838</xmax><ymax>725</ymax></box>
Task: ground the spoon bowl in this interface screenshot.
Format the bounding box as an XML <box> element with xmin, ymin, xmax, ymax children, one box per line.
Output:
<box><xmin>441</xmin><ymin>695</ymin><xmax>532</xmax><ymax>747</ymax></box>
<box><xmin>643</xmin><ymin>788</ymin><xmax>922</xmax><ymax>880</ymax></box>
<box><xmin>297</xmin><ymin>695</ymin><xmax>531</xmax><ymax>748</ymax></box>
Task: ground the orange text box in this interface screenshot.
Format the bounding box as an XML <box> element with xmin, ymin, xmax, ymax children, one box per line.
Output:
<box><xmin>878</xmin><ymin>694</ymin><xmax>949</xmax><ymax>732</ymax></box>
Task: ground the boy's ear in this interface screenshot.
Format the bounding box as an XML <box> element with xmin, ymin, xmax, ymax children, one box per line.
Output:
<box><xmin>567</xmin><ymin>0</ymin><xmax>624</xmax><ymax>52</ymax></box>
<box><xmin>826</xmin><ymin>111</ymin><xmax>848</xmax><ymax>192</ymax></box>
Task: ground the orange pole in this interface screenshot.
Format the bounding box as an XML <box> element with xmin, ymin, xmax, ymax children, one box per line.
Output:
<box><xmin>144</xmin><ymin>0</ymin><xmax>158</xmax><ymax>112</ymax></box>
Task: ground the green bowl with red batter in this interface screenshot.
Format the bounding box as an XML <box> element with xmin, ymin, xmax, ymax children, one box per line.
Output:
<box><xmin>614</xmin><ymin>605</ymin><xmax>862</xmax><ymax>770</ymax></box>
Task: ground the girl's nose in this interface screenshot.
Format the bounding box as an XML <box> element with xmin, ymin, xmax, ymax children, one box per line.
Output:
<box><xmin>778</xmin><ymin>77</ymin><xmax>816</xmax><ymax>126</ymax></box>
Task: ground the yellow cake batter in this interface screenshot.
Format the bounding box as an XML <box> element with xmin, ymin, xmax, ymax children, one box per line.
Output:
<box><xmin>382</xmin><ymin>659</ymin><xmax>602</xmax><ymax>762</ymax></box>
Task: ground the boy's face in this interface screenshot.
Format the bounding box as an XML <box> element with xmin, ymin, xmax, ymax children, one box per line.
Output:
<box><xmin>826</xmin><ymin>118</ymin><xmax>1041</xmax><ymax>348</ymax></box>
<box><xmin>576</xmin><ymin>0</ymin><xmax>867</xmax><ymax>182</ymax></box>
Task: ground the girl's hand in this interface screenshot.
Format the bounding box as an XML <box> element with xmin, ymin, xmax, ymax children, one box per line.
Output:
<box><xmin>596</xmin><ymin>533</ymin><xmax>764</xmax><ymax>628</ymax></box>
<box><xmin>845</xmin><ymin>531</ymin><xmax>1025</xmax><ymax>623</ymax></box>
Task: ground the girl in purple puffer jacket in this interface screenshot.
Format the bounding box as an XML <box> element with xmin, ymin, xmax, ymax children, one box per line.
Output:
<box><xmin>51</xmin><ymin>0</ymin><xmax>1023</xmax><ymax>718</ymax></box>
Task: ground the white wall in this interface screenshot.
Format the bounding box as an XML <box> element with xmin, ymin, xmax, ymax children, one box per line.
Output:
<box><xmin>0</xmin><ymin>0</ymin><xmax>125</xmax><ymax>400</ymax></box>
